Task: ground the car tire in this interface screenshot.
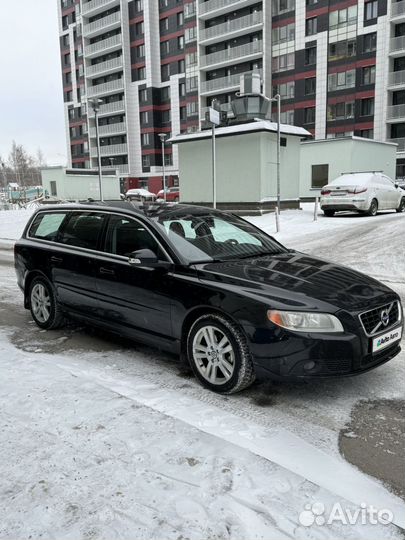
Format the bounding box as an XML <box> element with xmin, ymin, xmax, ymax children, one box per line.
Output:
<box><xmin>367</xmin><ymin>198</ymin><xmax>378</xmax><ymax>216</ymax></box>
<box><xmin>29</xmin><ymin>277</ymin><xmax>65</xmax><ymax>330</ymax></box>
<box><xmin>396</xmin><ymin>197</ymin><xmax>405</xmax><ymax>213</ymax></box>
<box><xmin>186</xmin><ymin>313</ymin><xmax>255</xmax><ymax>394</ymax></box>
<box><xmin>323</xmin><ymin>209</ymin><xmax>335</xmax><ymax>217</ymax></box>
<box><xmin>174</xmin><ymin>197</ymin><xmax>179</xmax><ymax>203</ymax></box>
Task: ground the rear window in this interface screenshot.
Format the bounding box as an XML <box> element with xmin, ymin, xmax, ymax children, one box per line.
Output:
<box><xmin>58</xmin><ymin>212</ymin><xmax>106</xmax><ymax>251</ymax></box>
<box><xmin>29</xmin><ymin>212</ymin><xmax>67</xmax><ymax>241</ymax></box>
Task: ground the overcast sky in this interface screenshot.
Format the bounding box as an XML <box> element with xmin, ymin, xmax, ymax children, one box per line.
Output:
<box><xmin>0</xmin><ymin>0</ymin><xmax>66</xmax><ymax>165</ymax></box>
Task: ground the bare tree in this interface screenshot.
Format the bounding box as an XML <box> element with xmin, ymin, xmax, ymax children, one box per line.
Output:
<box><xmin>6</xmin><ymin>141</ymin><xmax>44</xmax><ymax>186</ymax></box>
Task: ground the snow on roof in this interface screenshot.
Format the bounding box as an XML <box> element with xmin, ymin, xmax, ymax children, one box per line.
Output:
<box><xmin>301</xmin><ymin>136</ymin><xmax>397</xmax><ymax>146</ymax></box>
<box><xmin>169</xmin><ymin>119</ymin><xmax>311</xmax><ymax>144</ymax></box>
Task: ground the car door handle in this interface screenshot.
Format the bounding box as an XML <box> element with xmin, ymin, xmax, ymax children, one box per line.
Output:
<box><xmin>99</xmin><ymin>267</ymin><xmax>115</xmax><ymax>276</ymax></box>
<box><xmin>50</xmin><ymin>256</ymin><xmax>63</xmax><ymax>264</ymax></box>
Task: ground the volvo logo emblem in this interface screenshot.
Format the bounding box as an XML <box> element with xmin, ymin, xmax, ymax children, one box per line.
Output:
<box><xmin>381</xmin><ymin>310</ymin><xmax>390</xmax><ymax>327</ymax></box>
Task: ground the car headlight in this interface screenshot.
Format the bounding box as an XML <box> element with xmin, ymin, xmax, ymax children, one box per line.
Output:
<box><xmin>267</xmin><ymin>310</ymin><xmax>344</xmax><ymax>333</ymax></box>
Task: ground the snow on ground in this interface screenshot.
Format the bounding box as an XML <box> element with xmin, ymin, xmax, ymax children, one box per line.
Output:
<box><xmin>0</xmin><ymin>205</ymin><xmax>405</xmax><ymax>539</ymax></box>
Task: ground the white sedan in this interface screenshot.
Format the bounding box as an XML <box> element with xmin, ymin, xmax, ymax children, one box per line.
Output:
<box><xmin>320</xmin><ymin>172</ymin><xmax>405</xmax><ymax>217</ymax></box>
<box><xmin>125</xmin><ymin>188</ymin><xmax>156</xmax><ymax>202</ymax></box>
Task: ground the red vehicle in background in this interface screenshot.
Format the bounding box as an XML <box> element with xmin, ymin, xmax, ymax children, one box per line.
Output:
<box><xmin>156</xmin><ymin>186</ymin><xmax>180</xmax><ymax>202</ymax></box>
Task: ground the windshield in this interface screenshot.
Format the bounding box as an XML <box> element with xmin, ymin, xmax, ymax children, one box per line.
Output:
<box><xmin>153</xmin><ymin>210</ymin><xmax>287</xmax><ymax>263</ymax></box>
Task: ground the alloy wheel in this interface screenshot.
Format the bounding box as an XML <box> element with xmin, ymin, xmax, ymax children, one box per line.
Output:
<box><xmin>192</xmin><ymin>325</ymin><xmax>235</xmax><ymax>385</ymax></box>
<box><xmin>31</xmin><ymin>283</ymin><xmax>51</xmax><ymax>323</ymax></box>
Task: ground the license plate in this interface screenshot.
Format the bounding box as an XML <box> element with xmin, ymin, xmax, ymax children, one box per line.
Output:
<box><xmin>372</xmin><ymin>327</ymin><xmax>402</xmax><ymax>353</ymax></box>
<box><xmin>331</xmin><ymin>192</ymin><xmax>346</xmax><ymax>196</ymax></box>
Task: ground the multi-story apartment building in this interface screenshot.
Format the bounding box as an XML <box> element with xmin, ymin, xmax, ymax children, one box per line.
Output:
<box><xmin>58</xmin><ymin>0</ymin><xmax>405</xmax><ymax>193</ymax></box>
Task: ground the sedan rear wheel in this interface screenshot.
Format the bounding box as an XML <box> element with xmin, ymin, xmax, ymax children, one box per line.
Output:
<box><xmin>29</xmin><ymin>277</ymin><xmax>65</xmax><ymax>330</ymax></box>
<box><xmin>323</xmin><ymin>209</ymin><xmax>335</xmax><ymax>217</ymax></box>
<box><xmin>367</xmin><ymin>198</ymin><xmax>378</xmax><ymax>217</ymax></box>
<box><xmin>187</xmin><ymin>313</ymin><xmax>255</xmax><ymax>394</ymax></box>
<box><xmin>396</xmin><ymin>197</ymin><xmax>405</xmax><ymax>213</ymax></box>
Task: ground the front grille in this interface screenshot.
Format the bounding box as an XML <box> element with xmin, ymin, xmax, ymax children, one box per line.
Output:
<box><xmin>359</xmin><ymin>301</ymin><xmax>400</xmax><ymax>336</ymax></box>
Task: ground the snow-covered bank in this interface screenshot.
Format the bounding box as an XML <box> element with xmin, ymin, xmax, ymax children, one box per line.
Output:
<box><xmin>0</xmin><ymin>331</ymin><xmax>403</xmax><ymax>539</ymax></box>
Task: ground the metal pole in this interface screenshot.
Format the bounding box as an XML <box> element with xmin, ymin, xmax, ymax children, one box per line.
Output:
<box><xmin>94</xmin><ymin>108</ymin><xmax>103</xmax><ymax>201</ymax></box>
<box><xmin>162</xmin><ymin>139</ymin><xmax>166</xmax><ymax>202</ymax></box>
<box><xmin>276</xmin><ymin>94</ymin><xmax>281</xmax><ymax>218</ymax></box>
<box><xmin>212</xmin><ymin>123</ymin><xmax>217</xmax><ymax>209</ymax></box>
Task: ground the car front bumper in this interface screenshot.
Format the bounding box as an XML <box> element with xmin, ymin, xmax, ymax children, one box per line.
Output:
<box><xmin>248</xmin><ymin>323</ymin><xmax>403</xmax><ymax>381</ymax></box>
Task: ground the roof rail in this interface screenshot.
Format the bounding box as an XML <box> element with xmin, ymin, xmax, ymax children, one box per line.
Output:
<box><xmin>340</xmin><ymin>170</ymin><xmax>383</xmax><ymax>175</ymax></box>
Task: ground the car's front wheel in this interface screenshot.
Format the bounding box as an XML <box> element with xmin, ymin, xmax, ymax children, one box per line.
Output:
<box><xmin>186</xmin><ymin>313</ymin><xmax>255</xmax><ymax>394</ymax></box>
<box><xmin>367</xmin><ymin>198</ymin><xmax>378</xmax><ymax>216</ymax></box>
<box><xmin>396</xmin><ymin>197</ymin><xmax>405</xmax><ymax>213</ymax></box>
<box><xmin>29</xmin><ymin>277</ymin><xmax>65</xmax><ymax>330</ymax></box>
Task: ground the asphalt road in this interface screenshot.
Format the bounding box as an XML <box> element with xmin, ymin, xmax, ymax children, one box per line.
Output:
<box><xmin>0</xmin><ymin>210</ymin><xmax>404</xmax><ymax>501</ymax></box>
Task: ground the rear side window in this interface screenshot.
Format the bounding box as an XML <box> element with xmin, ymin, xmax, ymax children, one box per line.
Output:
<box><xmin>58</xmin><ymin>212</ymin><xmax>105</xmax><ymax>250</ymax></box>
<box><xmin>29</xmin><ymin>212</ymin><xmax>67</xmax><ymax>241</ymax></box>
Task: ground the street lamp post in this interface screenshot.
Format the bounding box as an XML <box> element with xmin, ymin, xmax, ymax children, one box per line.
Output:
<box><xmin>270</xmin><ymin>94</ymin><xmax>281</xmax><ymax>220</ymax></box>
<box><xmin>89</xmin><ymin>98</ymin><xmax>104</xmax><ymax>201</ymax></box>
<box><xmin>158</xmin><ymin>133</ymin><xmax>168</xmax><ymax>202</ymax></box>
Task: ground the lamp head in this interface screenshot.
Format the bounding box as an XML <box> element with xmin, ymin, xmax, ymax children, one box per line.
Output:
<box><xmin>158</xmin><ymin>133</ymin><xmax>167</xmax><ymax>143</ymax></box>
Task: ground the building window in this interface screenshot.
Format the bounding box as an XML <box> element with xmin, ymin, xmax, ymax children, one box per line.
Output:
<box><xmin>328</xmin><ymin>69</ymin><xmax>356</xmax><ymax>91</ymax></box>
<box><xmin>140</xmin><ymin>111</ymin><xmax>149</xmax><ymax>124</ymax></box>
<box><xmin>305</xmin><ymin>47</ymin><xmax>316</xmax><ymax>65</ymax></box>
<box><xmin>178</xmin><ymin>35</ymin><xmax>184</xmax><ymax>49</ymax></box>
<box><xmin>186</xmin><ymin>52</ymin><xmax>197</xmax><ymax>68</ymax></box>
<box><xmin>64</xmin><ymin>53</ymin><xmax>71</xmax><ymax>66</ymax></box>
<box><xmin>274</xmin><ymin>81</ymin><xmax>295</xmax><ymax>99</ymax></box>
<box><xmin>139</xmin><ymin>88</ymin><xmax>148</xmax><ymax>102</ymax></box>
<box><xmin>272</xmin><ymin>23</ymin><xmax>295</xmax><ymax>44</ymax></box>
<box><xmin>185</xmin><ymin>26</ymin><xmax>197</xmax><ymax>43</ymax></box>
<box><xmin>272</xmin><ymin>0</ymin><xmax>295</xmax><ymax>15</ymax></box>
<box><xmin>186</xmin><ymin>75</ymin><xmax>198</xmax><ymax>91</ymax></box>
<box><xmin>304</xmin><ymin>107</ymin><xmax>316</xmax><ymax>124</ymax></box>
<box><xmin>329</xmin><ymin>39</ymin><xmax>356</xmax><ymax>60</ymax></box>
<box><xmin>272</xmin><ymin>53</ymin><xmax>295</xmax><ymax>72</ymax></box>
<box><xmin>161</xmin><ymin>64</ymin><xmax>170</xmax><ymax>81</ymax></box>
<box><xmin>280</xmin><ymin>110</ymin><xmax>295</xmax><ymax>124</ymax></box>
<box><xmin>361</xmin><ymin>65</ymin><xmax>376</xmax><ymax>85</ymax></box>
<box><xmin>141</xmin><ymin>133</ymin><xmax>149</xmax><ymax>145</ymax></box>
<box><xmin>137</xmin><ymin>66</ymin><xmax>146</xmax><ymax>80</ymax></box>
<box><xmin>135</xmin><ymin>21</ymin><xmax>144</xmax><ymax>34</ymax></box>
<box><xmin>305</xmin><ymin>77</ymin><xmax>316</xmax><ymax>95</ymax></box>
<box><xmin>142</xmin><ymin>155</ymin><xmax>150</xmax><ymax>169</ymax></box>
<box><xmin>362</xmin><ymin>32</ymin><xmax>377</xmax><ymax>52</ymax></box>
<box><xmin>160</xmin><ymin>18</ymin><xmax>169</xmax><ymax>32</ymax></box>
<box><xmin>329</xmin><ymin>5</ymin><xmax>357</xmax><ymax>29</ymax></box>
<box><xmin>180</xmin><ymin>106</ymin><xmax>187</xmax><ymax>120</ymax></box>
<box><xmin>184</xmin><ymin>1</ymin><xmax>196</xmax><ymax>17</ymax></box>
<box><xmin>306</xmin><ymin>0</ymin><xmax>318</xmax><ymax>5</ymax></box>
<box><xmin>162</xmin><ymin>110</ymin><xmax>171</xmax><ymax>123</ymax></box>
<box><xmin>305</xmin><ymin>17</ymin><xmax>317</xmax><ymax>36</ymax></box>
<box><xmin>137</xmin><ymin>44</ymin><xmax>145</xmax><ymax>57</ymax></box>
<box><xmin>360</xmin><ymin>129</ymin><xmax>374</xmax><ymax>139</ymax></box>
<box><xmin>178</xmin><ymin>59</ymin><xmax>185</xmax><ymax>73</ymax></box>
<box><xmin>179</xmin><ymin>82</ymin><xmax>186</xmax><ymax>96</ymax></box>
<box><xmin>361</xmin><ymin>98</ymin><xmax>375</xmax><ymax>116</ymax></box>
<box><xmin>311</xmin><ymin>164</ymin><xmax>329</xmax><ymax>188</ymax></box>
<box><xmin>186</xmin><ymin>101</ymin><xmax>198</xmax><ymax>116</ymax></box>
<box><xmin>177</xmin><ymin>12</ymin><xmax>184</xmax><ymax>25</ymax></box>
<box><xmin>365</xmin><ymin>0</ymin><xmax>378</xmax><ymax>20</ymax></box>
<box><xmin>327</xmin><ymin>101</ymin><xmax>355</xmax><ymax>120</ymax></box>
<box><xmin>164</xmin><ymin>153</ymin><xmax>173</xmax><ymax>166</ymax></box>
<box><xmin>161</xmin><ymin>40</ymin><xmax>170</xmax><ymax>55</ymax></box>
<box><xmin>135</xmin><ymin>0</ymin><xmax>143</xmax><ymax>11</ymax></box>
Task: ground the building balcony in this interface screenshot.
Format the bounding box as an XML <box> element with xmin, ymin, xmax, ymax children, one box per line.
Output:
<box><xmin>389</xmin><ymin>138</ymin><xmax>405</xmax><ymax>152</ymax></box>
<box><xmin>200</xmin><ymin>40</ymin><xmax>263</xmax><ymax>70</ymax></box>
<box><xmin>86</xmin><ymin>56</ymin><xmax>123</xmax><ymax>78</ymax></box>
<box><xmin>199</xmin><ymin>12</ymin><xmax>263</xmax><ymax>45</ymax></box>
<box><xmin>82</xmin><ymin>0</ymin><xmax>120</xmax><ymax>16</ymax></box>
<box><xmin>91</xmin><ymin>143</ymin><xmax>128</xmax><ymax>157</ymax></box>
<box><xmin>87</xmin><ymin>78</ymin><xmax>124</xmax><ymax>98</ymax></box>
<box><xmin>103</xmin><ymin>164</ymin><xmax>130</xmax><ymax>175</ymax></box>
<box><xmin>83</xmin><ymin>11</ymin><xmax>121</xmax><ymax>38</ymax></box>
<box><xmin>90</xmin><ymin>122</ymin><xmax>127</xmax><ymax>137</ymax></box>
<box><xmin>198</xmin><ymin>0</ymin><xmax>261</xmax><ymax>19</ymax></box>
<box><xmin>200</xmin><ymin>69</ymin><xmax>262</xmax><ymax>95</ymax></box>
<box><xmin>386</xmin><ymin>103</ymin><xmax>405</xmax><ymax>121</ymax></box>
<box><xmin>85</xmin><ymin>33</ymin><xmax>122</xmax><ymax>58</ymax></box>
<box><xmin>389</xmin><ymin>35</ymin><xmax>405</xmax><ymax>55</ymax></box>
<box><xmin>388</xmin><ymin>70</ymin><xmax>405</xmax><ymax>88</ymax></box>
<box><xmin>391</xmin><ymin>0</ymin><xmax>405</xmax><ymax>19</ymax></box>
<box><xmin>88</xmin><ymin>99</ymin><xmax>126</xmax><ymax>117</ymax></box>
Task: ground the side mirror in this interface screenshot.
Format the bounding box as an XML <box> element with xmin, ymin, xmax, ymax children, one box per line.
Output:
<box><xmin>394</xmin><ymin>182</ymin><xmax>399</xmax><ymax>189</ymax></box>
<box><xmin>128</xmin><ymin>248</ymin><xmax>159</xmax><ymax>267</ymax></box>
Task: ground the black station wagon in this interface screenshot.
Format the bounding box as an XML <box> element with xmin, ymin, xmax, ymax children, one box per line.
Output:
<box><xmin>14</xmin><ymin>202</ymin><xmax>403</xmax><ymax>393</ymax></box>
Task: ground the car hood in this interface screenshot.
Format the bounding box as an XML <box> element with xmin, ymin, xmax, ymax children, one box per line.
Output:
<box><xmin>195</xmin><ymin>251</ymin><xmax>398</xmax><ymax>313</ymax></box>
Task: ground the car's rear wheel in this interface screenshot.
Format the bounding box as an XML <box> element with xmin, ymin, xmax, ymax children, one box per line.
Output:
<box><xmin>186</xmin><ymin>313</ymin><xmax>255</xmax><ymax>394</ymax></box>
<box><xmin>174</xmin><ymin>196</ymin><xmax>179</xmax><ymax>203</ymax></box>
<box><xmin>323</xmin><ymin>209</ymin><xmax>335</xmax><ymax>217</ymax></box>
<box><xmin>367</xmin><ymin>198</ymin><xmax>378</xmax><ymax>216</ymax></box>
<box><xmin>29</xmin><ymin>277</ymin><xmax>65</xmax><ymax>330</ymax></box>
<box><xmin>396</xmin><ymin>197</ymin><xmax>405</xmax><ymax>213</ymax></box>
